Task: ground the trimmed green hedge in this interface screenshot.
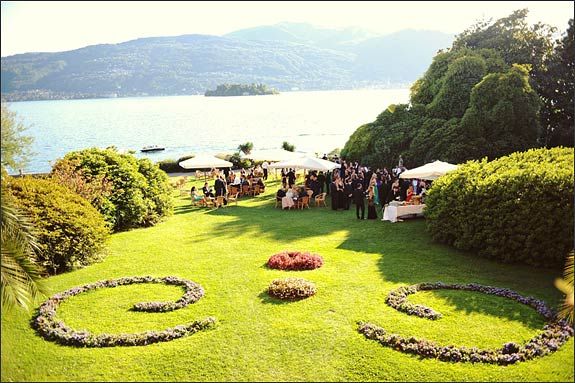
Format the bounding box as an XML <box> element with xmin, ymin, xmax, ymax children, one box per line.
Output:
<box><xmin>6</xmin><ymin>176</ymin><xmax>110</xmax><ymax>275</ymax></box>
<box><xmin>425</xmin><ymin>147</ymin><xmax>574</xmax><ymax>267</ymax></box>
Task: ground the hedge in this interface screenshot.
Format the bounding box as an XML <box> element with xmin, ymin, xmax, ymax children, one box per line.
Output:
<box><xmin>424</xmin><ymin>147</ymin><xmax>574</xmax><ymax>266</ymax></box>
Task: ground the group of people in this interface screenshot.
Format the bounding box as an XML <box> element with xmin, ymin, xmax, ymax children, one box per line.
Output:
<box><xmin>190</xmin><ymin>168</ymin><xmax>267</xmax><ymax>206</ymax></box>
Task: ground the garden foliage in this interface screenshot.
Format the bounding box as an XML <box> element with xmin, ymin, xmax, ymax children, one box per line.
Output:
<box><xmin>424</xmin><ymin>147</ymin><xmax>574</xmax><ymax>266</ymax></box>
<box><xmin>267</xmin><ymin>278</ymin><xmax>317</xmax><ymax>301</ymax></box>
<box><xmin>53</xmin><ymin>147</ymin><xmax>173</xmax><ymax>232</ymax></box>
<box><xmin>6</xmin><ymin>176</ymin><xmax>110</xmax><ymax>275</ymax></box>
<box><xmin>267</xmin><ymin>251</ymin><xmax>324</xmax><ymax>271</ymax></box>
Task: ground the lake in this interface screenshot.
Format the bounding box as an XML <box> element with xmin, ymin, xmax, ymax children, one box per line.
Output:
<box><xmin>8</xmin><ymin>88</ymin><xmax>410</xmax><ymax>174</ymax></box>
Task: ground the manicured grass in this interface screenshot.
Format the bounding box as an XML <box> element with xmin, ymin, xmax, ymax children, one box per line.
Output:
<box><xmin>2</xmin><ymin>174</ymin><xmax>573</xmax><ymax>382</ymax></box>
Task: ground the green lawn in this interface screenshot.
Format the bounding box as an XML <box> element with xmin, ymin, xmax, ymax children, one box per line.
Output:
<box><xmin>2</xmin><ymin>175</ymin><xmax>573</xmax><ymax>382</ymax></box>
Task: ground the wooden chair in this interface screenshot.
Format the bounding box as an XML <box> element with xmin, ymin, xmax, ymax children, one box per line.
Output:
<box><xmin>229</xmin><ymin>186</ymin><xmax>239</xmax><ymax>197</ymax></box>
<box><xmin>227</xmin><ymin>192</ymin><xmax>239</xmax><ymax>206</ymax></box>
<box><xmin>250</xmin><ymin>185</ymin><xmax>261</xmax><ymax>196</ymax></box>
<box><xmin>314</xmin><ymin>192</ymin><xmax>327</xmax><ymax>207</ymax></box>
<box><xmin>306</xmin><ymin>189</ymin><xmax>314</xmax><ymax>205</ymax></box>
<box><xmin>297</xmin><ymin>196</ymin><xmax>310</xmax><ymax>209</ymax></box>
<box><xmin>214</xmin><ymin>195</ymin><xmax>225</xmax><ymax>208</ymax></box>
<box><xmin>275</xmin><ymin>197</ymin><xmax>282</xmax><ymax>208</ymax></box>
<box><xmin>241</xmin><ymin>185</ymin><xmax>250</xmax><ymax>197</ymax></box>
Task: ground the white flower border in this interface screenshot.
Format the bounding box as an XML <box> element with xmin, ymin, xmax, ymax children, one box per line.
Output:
<box><xmin>31</xmin><ymin>276</ymin><xmax>216</xmax><ymax>347</ymax></box>
<box><xmin>358</xmin><ymin>282</ymin><xmax>574</xmax><ymax>365</ymax></box>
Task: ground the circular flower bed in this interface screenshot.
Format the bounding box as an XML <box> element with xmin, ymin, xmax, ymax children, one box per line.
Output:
<box><xmin>267</xmin><ymin>277</ymin><xmax>317</xmax><ymax>301</ymax></box>
<box><xmin>358</xmin><ymin>282</ymin><xmax>574</xmax><ymax>365</ymax></box>
<box><xmin>267</xmin><ymin>251</ymin><xmax>323</xmax><ymax>271</ymax></box>
<box><xmin>31</xmin><ymin>276</ymin><xmax>216</xmax><ymax>347</ymax></box>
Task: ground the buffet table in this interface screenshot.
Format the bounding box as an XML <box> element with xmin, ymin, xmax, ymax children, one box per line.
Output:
<box><xmin>382</xmin><ymin>203</ymin><xmax>425</xmax><ymax>223</ymax></box>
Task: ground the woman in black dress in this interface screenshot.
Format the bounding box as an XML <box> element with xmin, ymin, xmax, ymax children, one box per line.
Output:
<box><xmin>366</xmin><ymin>185</ymin><xmax>378</xmax><ymax>219</ymax></box>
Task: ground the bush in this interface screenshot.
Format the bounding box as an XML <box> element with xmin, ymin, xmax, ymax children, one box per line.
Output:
<box><xmin>267</xmin><ymin>278</ymin><xmax>317</xmax><ymax>301</ymax></box>
<box><xmin>425</xmin><ymin>147</ymin><xmax>574</xmax><ymax>266</ymax></box>
<box><xmin>6</xmin><ymin>176</ymin><xmax>110</xmax><ymax>275</ymax></box>
<box><xmin>267</xmin><ymin>251</ymin><xmax>324</xmax><ymax>271</ymax></box>
<box><xmin>54</xmin><ymin>148</ymin><xmax>173</xmax><ymax>232</ymax></box>
<box><xmin>157</xmin><ymin>156</ymin><xmax>196</xmax><ymax>173</ymax></box>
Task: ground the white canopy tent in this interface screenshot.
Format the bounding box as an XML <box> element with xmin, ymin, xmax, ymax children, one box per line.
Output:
<box><xmin>178</xmin><ymin>155</ymin><xmax>233</xmax><ymax>169</ymax></box>
<box><xmin>268</xmin><ymin>156</ymin><xmax>341</xmax><ymax>172</ymax></box>
<box><xmin>399</xmin><ymin>160</ymin><xmax>459</xmax><ymax>180</ymax></box>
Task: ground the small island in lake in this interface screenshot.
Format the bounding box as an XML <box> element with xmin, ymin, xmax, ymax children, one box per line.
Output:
<box><xmin>205</xmin><ymin>83</ymin><xmax>280</xmax><ymax>97</ymax></box>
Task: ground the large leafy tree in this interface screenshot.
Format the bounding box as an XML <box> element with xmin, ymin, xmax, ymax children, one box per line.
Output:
<box><xmin>539</xmin><ymin>18</ymin><xmax>574</xmax><ymax>147</ymax></box>
<box><xmin>1</xmin><ymin>104</ymin><xmax>47</xmax><ymax>311</ymax></box>
<box><xmin>342</xmin><ymin>9</ymin><xmax>570</xmax><ymax>169</ymax></box>
<box><xmin>1</xmin><ymin>101</ymin><xmax>34</xmax><ymax>173</ymax></box>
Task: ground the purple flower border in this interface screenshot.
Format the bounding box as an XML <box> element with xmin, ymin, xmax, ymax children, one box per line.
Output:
<box><xmin>31</xmin><ymin>276</ymin><xmax>216</xmax><ymax>347</ymax></box>
<box><xmin>358</xmin><ymin>282</ymin><xmax>574</xmax><ymax>365</ymax></box>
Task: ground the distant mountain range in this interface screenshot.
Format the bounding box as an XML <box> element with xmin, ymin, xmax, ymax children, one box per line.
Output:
<box><xmin>0</xmin><ymin>22</ymin><xmax>454</xmax><ymax>101</ymax></box>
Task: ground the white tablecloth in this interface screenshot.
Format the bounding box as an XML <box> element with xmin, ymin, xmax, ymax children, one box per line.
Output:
<box><xmin>382</xmin><ymin>204</ymin><xmax>425</xmax><ymax>222</ymax></box>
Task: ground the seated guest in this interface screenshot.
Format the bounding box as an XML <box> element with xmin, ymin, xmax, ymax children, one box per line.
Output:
<box><xmin>191</xmin><ymin>186</ymin><xmax>205</xmax><ymax>204</ymax></box>
<box><xmin>257</xmin><ymin>177</ymin><xmax>265</xmax><ymax>191</ymax></box>
<box><xmin>405</xmin><ymin>185</ymin><xmax>415</xmax><ymax>204</ymax></box>
<box><xmin>202</xmin><ymin>182</ymin><xmax>214</xmax><ymax>198</ymax></box>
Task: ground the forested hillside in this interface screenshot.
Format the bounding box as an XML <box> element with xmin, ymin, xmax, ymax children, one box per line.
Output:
<box><xmin>0</xmin><ymin>23</ymin><xmax>453</xmax><ymax>101</ymax></box>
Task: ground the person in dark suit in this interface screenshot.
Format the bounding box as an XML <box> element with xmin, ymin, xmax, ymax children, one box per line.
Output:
<box><xmin>344</xmin><ymin>179</ymin><xmax>353</xmax><ymax>210</ymax></box>
<box><xmin>214</xmin><ymin>175</ymin><xmax>227</xmax><ymax>205</ymax></box>
<box><xmin>352</xmin><ymin>183</ymin><xmax>366</xmax><ymax>219</ymax></box>
<box><xmin>202</xmin><ymin>182</ymin><xmax>214</xmax><ymax>198</ymax></box>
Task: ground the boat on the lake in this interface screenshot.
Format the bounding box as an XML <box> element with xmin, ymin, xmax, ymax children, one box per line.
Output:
<box><xmin>141</xmin><ymin>145</ymin><xmax>165</xmax><ymax>152</ymax></box>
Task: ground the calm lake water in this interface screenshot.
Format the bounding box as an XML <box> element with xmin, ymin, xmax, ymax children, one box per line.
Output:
<box><xmin>9</xmin><ymin>89</ymin><xmax>410</xmax><ymax>174</ymax></box>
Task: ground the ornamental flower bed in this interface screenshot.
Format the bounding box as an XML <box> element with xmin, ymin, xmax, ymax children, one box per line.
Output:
<box><xmin>267</xmin><ymin>277</ymin><xmax>317</xmax><ymax>301</ymax></box>
<box><xmin>358</xmin><ymin>282</ymin><xmax>574</xmax><ymax>365</ymax></box>
<box><xmin>31</xmin><ymin>276</ymin><xmax>216</xmax><ymax>347</ymax></box>
<box><xmin>267</xmin><ymin>251</ymin><xmax>323</xmax><ymax>271</ymax></box>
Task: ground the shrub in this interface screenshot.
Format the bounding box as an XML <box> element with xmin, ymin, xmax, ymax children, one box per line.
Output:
<box><xmin>6</xmin><ymin>176</ymin><xmax>110</xmax><ymax>275</ymax></box>
<box><xmin>267</xmin><ymin>277</ymin><xmax>317</xmax><ymax>301</ymax></box>
<box><xmin>425</xmin><ymin>147</ymin><xmax>574</xmax><ymax>267</ymax></box>
<box><xmin>267</xmin><ymin>251</ymin><xmax>324</xmax><ymax>271</ymax></box>
<box><xmin>157</xmin><ymin>156</ymin><xmax>196</xmax><ymax>173</ymax></box>
<box><xmin>54</xmin><ymin>147</ymin><xmax>173</xmax><ymax>232</ymax></box>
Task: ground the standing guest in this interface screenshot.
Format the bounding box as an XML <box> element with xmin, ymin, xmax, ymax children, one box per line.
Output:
<box><xmin>261</xmin><ymin>161</ymin><xmax>269</xmax><ymax>180</ymax></box>
<box><xmin>352</xmin><ymin>183</ymin><xmax>366</xmax><ymax>220</ymax></box>
<box><xmin>214</xmin><ymin>175</ymin><xmax>228</xmax><ymax>205</ymax></box>
<box><xmin>287</xmin><ymin>168</ymin><xmax>296</xmax><ymax>187</ymax></box>
<box><xmin>344</xmin><ymin>178</ymin><xmax>353</xmax><ymax>210</ymax></box>
<box><xmin>330</xmin><ymin>179</ymin><xmax>338</xmax><ymax>210</ymax></box>
<box><xmin>367</xmin><ymin>185</ymin><xmax>378</xmax><ymax>219</ymax></box>
<box><xmin>317</xmin><ymin>171</ymin><xmax>326</xmax><ymax>194</ymax></box>
<box><xmin>386</xmin><ymin>184</ymin><xmax>402</xmax><ymax>204</ymax></box>
<box><xmin>335</xmin><ymin>176</ymin><xmax>345</xmax><ymax>210</ymax></box>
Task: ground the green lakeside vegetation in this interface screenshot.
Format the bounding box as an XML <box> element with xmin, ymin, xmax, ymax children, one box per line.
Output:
<box><xmin>1</xmin><ymin>176</ymin><xmax>574</xmax><ymax>381</ymax></box>
<box><xmin>1</xmin><ymin>9</ymin><xmax>574</xmax><ymax>381</ymax></box>
<box><xmin>205</xmin><ymin>83</ymin><xmax>280</xmax><ymax>97</ymax></box>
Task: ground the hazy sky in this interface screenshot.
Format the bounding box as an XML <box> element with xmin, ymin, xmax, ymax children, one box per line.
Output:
<box><xmin>2</xmin><ymin>1</ymin><xmax>573</xmax><ymax>57</ymax></box>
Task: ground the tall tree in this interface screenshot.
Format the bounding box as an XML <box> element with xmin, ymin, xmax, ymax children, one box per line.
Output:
<box><xmin>1</xmin><ymin>101</ymin><xmax>34</xmax><ymax>173</ymax></box>
<box><xmin>539</xmin><ymin>18</ymin><xmax>574</xmax><ymax>147</ymax></box>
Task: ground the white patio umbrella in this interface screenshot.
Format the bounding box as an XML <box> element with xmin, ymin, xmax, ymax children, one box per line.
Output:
<box><xmin>268</xmin><ymin>156</ymin><xmax>341</xmax><ymax>172</ymax></box>
<box><xmin>399</xmin><ymin>160</ymin><xmax>459</xmax><ymax>180</ymax></box>
<box><xmin>178</xmin><ymin>155</ymin><xmax>233</xmax><ymax>169</ymax></box>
